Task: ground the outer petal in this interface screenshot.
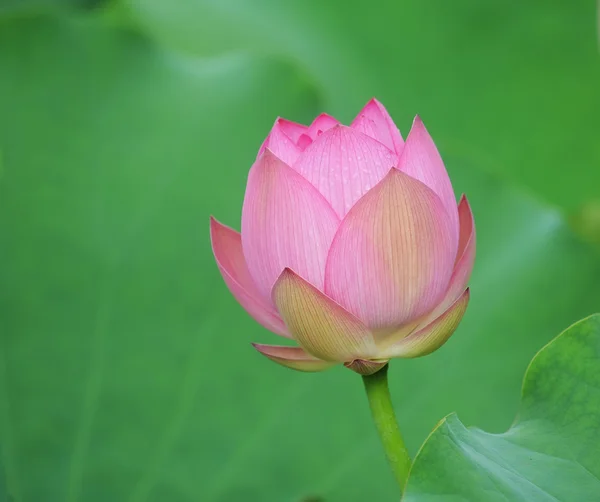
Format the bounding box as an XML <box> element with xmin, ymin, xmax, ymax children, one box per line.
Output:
<box><xmin>307</xmin><ymin>113</ymin><xmax>339</xmax><ymax>139</ymax></box>
<box><xmin>418</xmin><ymin>195</ymin><xmax>476</xmax><ymax>328</ymax></box>
<box><xmin>293</xmin><ymin>125</ymin><xmax>398</xmax><ymax>218</ymax></box>
<box><xmin>241</xmin><ymin>150</ymin><xmax>340</xmax><ymax>299</ymax></box>
<box><xmin>398</xmin><ymin>116</ymin><xmax>459</xmax><ymax>247</ymax></box>
<box><xmin>324</xmin><ymin>168</ymin><xmax>456</xmax><ymax>330</ymax></box>
<box><xmin>375</xmin><ymin>198</ymin><xmax>475</xmax><ymax>347</ymax></box>
<box><xmin>257</xmin><ymin>119</ymin><xmax>302</xmax><ymax>166</ymax></box>
<box><xmin>378</xmin><ymin>289</ymin><xmax>470</xmax><ymax>359</ymax></box>
<box><xmin>447</xmin><ymin>195</ymin><xmax>476</xmax><ymax>305</ymax></box>
<box><xmin>351</xmin><ymin>98</ymin><xmax>404</xmax><ymax>154</ymax></box>
<box><xmin>273</xmin><ymin>269</ymin><xmax>377</xmax><ymax>362</ymax></box>
<box><xmin>210</xmin><ymin>217</ymin><xmax>290</xmax><ymax>338</ymax></box>
<box><xmin>252</xmin><ymin>343</ymin><xmax>335</xmax><ymax>372</ymax></box>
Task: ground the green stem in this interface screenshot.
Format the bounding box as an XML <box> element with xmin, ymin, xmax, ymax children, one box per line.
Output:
<box><xmin>362</xmin><ymin>364</ymin><xmax>411</xmax><ymax>492</ymax></box>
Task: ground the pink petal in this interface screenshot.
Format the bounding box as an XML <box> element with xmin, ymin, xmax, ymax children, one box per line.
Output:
<box><xmin>448</xmin><ymin>195</ymin><xmax>476</xmax><ymax>304</ymax></box>
<box><xmin>210</xmin><ymin>217</ymin><xmax>290</xmax><ymax>338</ymax></box>
<box><xmin>350</xmin><ymin>114</ymin><xmax>378</xmax><ymax>141</ymax></box>
<box><xmin>398</xmin><ymin>116</ymin><xmax>459</xmax><ymax>247</ymax></box>
<box><xmin>257</xmin><ymin>120</ymin><xmax>302</xmax><ymax>166</ymax></box>
<box><xmin>379</xmin><ymin>289</ymin><xmax>470</xmax><ymax>359</ymax></box>
<box><xmin>413</xmin><ymin>195</ymin><xmax>476</xmax><ymax>329</ymax></box>
<box><xmin>252</xmin><ymin>343</ymin><xmax>335</xmax><ymax>372</ymax></box>
<box><xmin>277</xmin><ymin>118</ymin><xmax>309</xmax><ymax>143</ymax></box>
<box><xmin>273</xmin><ymin>268</ymin><xmax>376</xmax><ymax>362</ymax></box>
<box><xmin>307</xmin><ymin>113</ymin><xmax>339</xmax><ymax>139</ymax></box>
<box><xmin>241</xmin><ymin>150</ymin><xmax>340</xmax><ymax>299</ymax></box>
<box><xmin>344</xmin><ymin>359</ymin><xmax>388</xmax><ymax>376</ymax></box>
<box><xmin>350</xmin><ymin>98</ymin><xmax>404</xmax><ymax>154</ymax></box>
<box><xmin>375</xmin><ymin>199</ymin><xmax>475</xmax><ymax>348</ymax></box>
<box><xmin>324</xmin><ymin>168</ymin><xmax>456</xmax><ymax>330</ymax></box>
<box><xmin>293</xmin><ymin>125</ymin><xmax>398</xmax><ymax>218</ymax></box>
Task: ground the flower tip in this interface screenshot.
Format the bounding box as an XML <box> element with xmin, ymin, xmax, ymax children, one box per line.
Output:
<box><xmin>366</xmin><ymin>97</ymin><xmax>385</xmax><ymax>108</ymax></box>
<box><xmin>277</xmin><ymin>267</ymin><xmax>296</xmax><ymax>280</ymax></box>
<box><xmin>252</xmin><ymin>342</ymin><xmax>274</xmax><ymax>356</ymax></box>
<box><xmin>256</xmin><ymin>147</ymin><xmax>284</xmax><ymax>169</ymax></box>
<box><xmin>261</xmin><ymin>146</ymin><xmax>275</xmax><ymax>158</ymax></box>
<box><xmin>209</xmin><ymin>215</ymin><xmax>220</xmax><ymax>238</ymax></box>
<box><xmin>412</xmin><ymin>114</ymin><xmax>424</xmax><ymax>127</ymax></box>
<box><xmin>314</xmin><ymin>112</ymin><xmax>335</xmax><ymax>121</ymax></box>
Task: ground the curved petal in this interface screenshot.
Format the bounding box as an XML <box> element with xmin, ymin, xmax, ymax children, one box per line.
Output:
<box><xmin>307</xmin><ymin>113</ymin><xmax>339</xmax><ymax>139</ymax></box>
<box><xmin>273</xmin><ymin>269</ymin><xmax>376</xmax><ymax>362</ymax></box>
<box><xmin>252</xmin><ymin>343</ymin><xmax>335</xmax><ymax>372</ymax></box>
<box><xmin>398</xmin><ymin>116</ymin><xmax>459</xmax><ymax>247</ymax></box>
<box><xmin>414</xmin><ymin>195</ymin><xmax>476</xmax><ymax>330</ymax></box>
<box><xmin>351</xmin><ymin>98</ymin><xmax>404</xmax><ymax>154</ymax></box>
<box><xmin>447</xmin><ymin>195</ymin><xmax>476</xmax><ymax>304</ymax></box>
<box><xmin>210</xmin><ymin>217</ymin><xmax>290</xmax><ymax>338</ymax></box>
<box><xmin>293</xmin><ymin>125</ymin><xmax>398</xmax><ymax>218</ymax></box>
<box><xmin>375</xmin><ymin>199</ymin><xmax>475</xmax><ymax>347</ymax></box>
<box><xmin>324</xmin><ymin>168</ymin><xmax>456</xmax><ymax>329</ymax></box>
<box><xmin>277</xmin><ymin>118</ymin><xmax>308</xmax><ymax>143</ymax></box>
<box><xmin>241</xmin><ymin>150</ymin><xmax>340</xmax><ymax>299</ymax></box>
<box><xmin>379</xmin><ymin>289</ymin><xmax>470</xmax><ymax>359</ymax></box>
<box><xmin>257</xmin><ymin>120</ymin><xmax>302</xmax><ymax>166</ymax></box>
<box><xmin>350</xmin><ymin>114</ymin><xmax>378</xmax><ymax>142</ymax></box>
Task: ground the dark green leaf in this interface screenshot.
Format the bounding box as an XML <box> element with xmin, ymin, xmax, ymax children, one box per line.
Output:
<box><xmin>404</xmin><ymin>314</ymin><xmax>600</xmax><ymax>501</ymax></box>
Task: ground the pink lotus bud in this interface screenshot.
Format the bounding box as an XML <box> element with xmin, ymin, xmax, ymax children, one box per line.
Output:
<box><xmin>210</xmin><ymin>99</ymin><xmax>475</xmax><ymax>375</ymax></box>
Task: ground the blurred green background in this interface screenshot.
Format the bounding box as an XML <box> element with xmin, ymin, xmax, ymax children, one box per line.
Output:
<box><xmin>0</xmin><ymin>0</ymin><xmax>599</xmax><ymax>501</ymax></box>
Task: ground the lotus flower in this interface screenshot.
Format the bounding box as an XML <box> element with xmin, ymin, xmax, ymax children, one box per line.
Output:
<box><xmin>210</xmin><ymin>99</ymin><xmax>475</xmax><ymax>375</ymax></box>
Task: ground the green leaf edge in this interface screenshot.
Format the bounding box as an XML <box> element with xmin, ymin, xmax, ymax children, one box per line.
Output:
<box><xmin>401</xmin><ymin>313</ymin><xmax>600</xmax><ymax>500</ymax></box>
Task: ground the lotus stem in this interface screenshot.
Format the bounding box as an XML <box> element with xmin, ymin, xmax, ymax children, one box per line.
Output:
<box><xmin>362</xmin><ymin>364</ymin><xmax>411</xmax><ymax>492</ymax></box>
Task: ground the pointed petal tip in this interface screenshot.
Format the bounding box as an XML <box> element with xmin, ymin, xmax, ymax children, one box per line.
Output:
<box><xmin>210</xmin><ymin>217</ymin><xmax>242</xmax><ymax>248</ymax></box>
<box><xmin>252</xmin><ymin>343</ymin><xmax>335</xmax><ymax>372</ymax></box>
<box><xmin>251</xmin><ymin>341</ymin><xmax>290</xmax><ymax>357</ymax></box>
<box><xmin>458</xmin><ymin>194</ymin><xmax>473</xmax><ymax>212</ymax></box>
<box><xmin>209</xmin><ymin>216</ymin><xmax>234</xmax><ymax>246</ymax></box>
<box><xmin>351</xmin><ymin>99</ymin><xmax>403</xmax><ymax>146</ymax></box>
<box><xmin>261</xmin><ymin>146</ymin><xmax>276</xmax><ymax>159</ymax></box>
<box><xmin>272</xmin><ymin>266</ymin><xmax>296</xmax><ymax>288</ymax></box>
<box><xmin>313</xmin><ymin>112</ymin><xmax>337</xmax><ymax>121</ymax></box>
<box><xmin>363</xmin><ymin>97</ymin><xmax>388</xmax><ymax>111</ymax></box>
<box><xmin>258</xmin><ymin>145</ymin><xmax>301</xmax><ymax>170</ymax></box>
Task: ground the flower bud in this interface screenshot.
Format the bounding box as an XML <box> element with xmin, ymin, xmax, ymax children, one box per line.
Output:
<box><xmin>211</xmin><ymin>99</ymin><xmax>474</xmax><ymax>375</ymax></box>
